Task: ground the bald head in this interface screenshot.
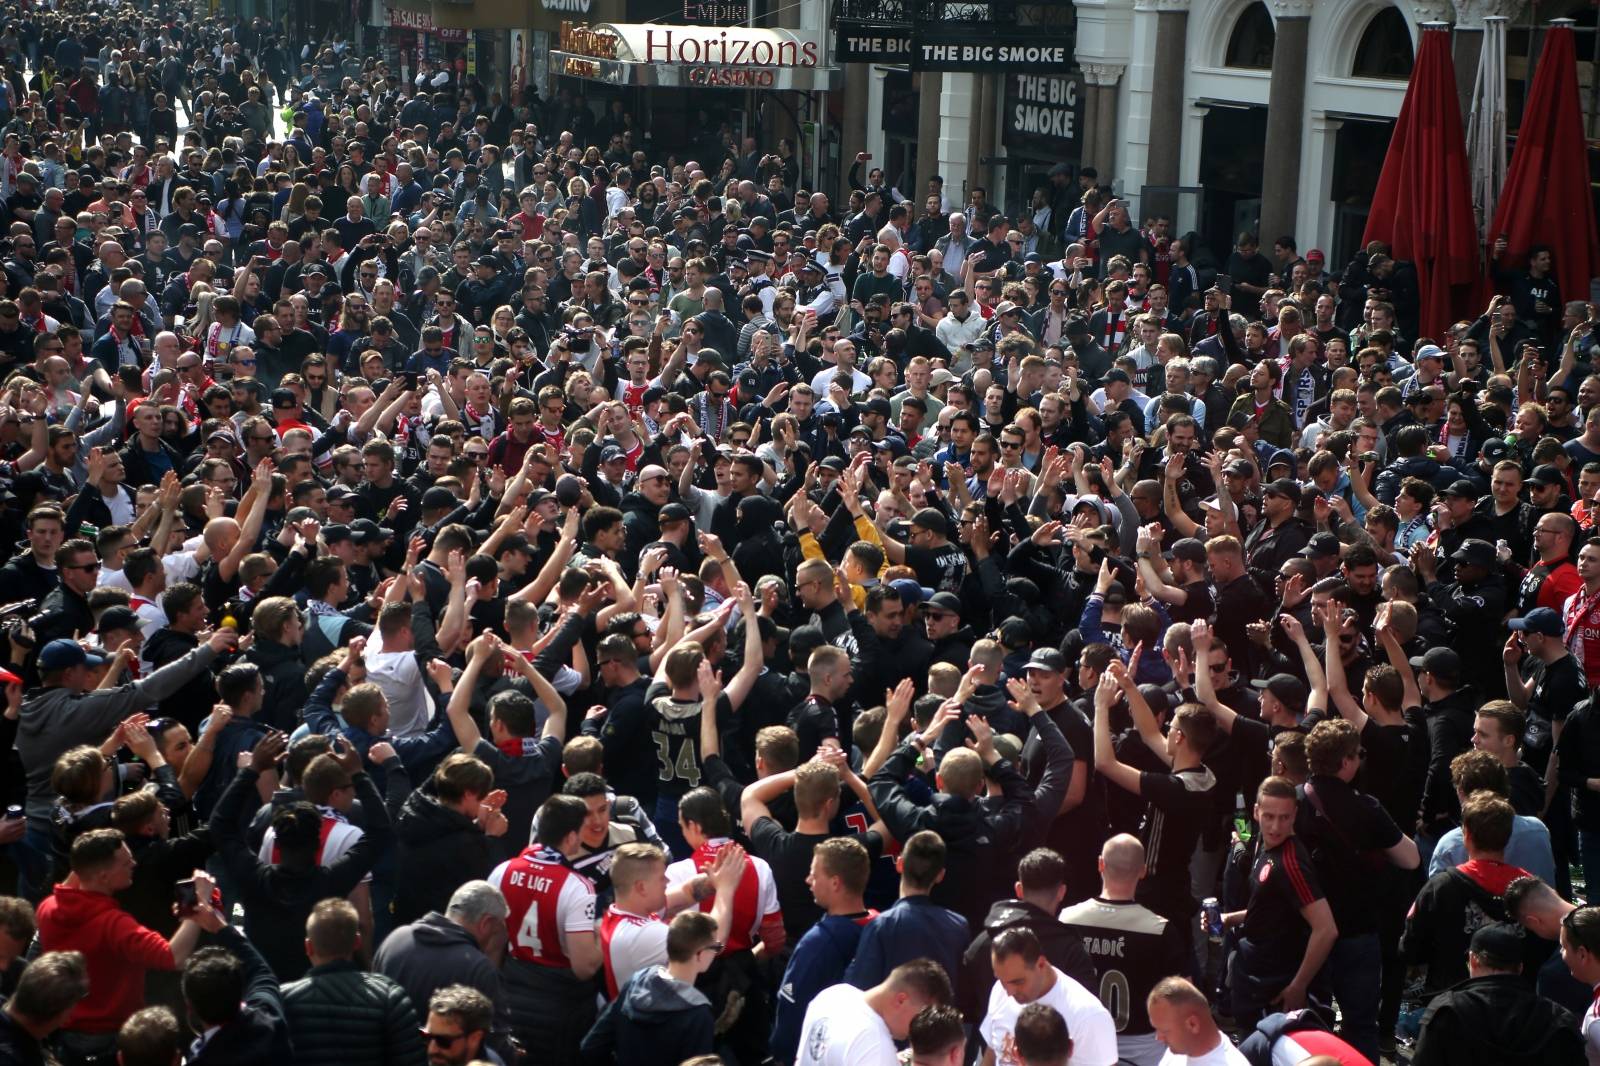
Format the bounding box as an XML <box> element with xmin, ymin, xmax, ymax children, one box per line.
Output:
<box><xmin>1100</xmin><ymin>833</ymin><xmax>1146</xmax><ymax>884</ymax></box>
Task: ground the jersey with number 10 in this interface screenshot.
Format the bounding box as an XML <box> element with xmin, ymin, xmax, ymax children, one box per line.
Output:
<box><xmin>490</xmin><ymin>847</ymin><xmax>596</xmax><ymax>969</ymax></box>
<box><xmin>1057</xmin><ymin>896</ymin><xmax>1186</xmax><ymax>1038</ymax></box>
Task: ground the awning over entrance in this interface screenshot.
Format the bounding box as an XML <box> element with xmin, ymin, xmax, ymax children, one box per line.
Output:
<box><xmin>550</xmin><ymin>22</ymin><xmax>842</xmax><ymax>91</ymax></box>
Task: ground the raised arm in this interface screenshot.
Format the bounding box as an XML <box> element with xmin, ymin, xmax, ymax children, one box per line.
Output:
<box><xmin>723</xmin><ymin>583</ymin><xmax>762</xmax><ymax>711</ymax></box>
<box><xmin>219</xmin><ymin>460</ymin><xmax>273</xmax><ymax>582</ymax></box>
<box><xmin>1324</xmin><ymin>610</ymin><xmax>1368</xmax><ymax>730</ymax></box>
<box><xmin>1109</xmin><ymin>649</ymin><xmax>1169</xmax><ymax>764</ymax></box>
<box><xmin>1280</xmin><ymin>613</ymin><xmax>1327</xmax><ymax>717</ymax></box>
<box><xmin>446</xmin><ymin>633</ymin><xmax>496</xmax><ymax>751</ymax></box>
<box><xmin>1189</xmin><ymin>621</ymin><xmax>1240</xmax><ymax>733</ymax></box>
<box><xmin>1092</xmin><ymin>673</ymin><xmax>1145</xmax><ymax>796</ymax></box>
<box><xmin>512</xmin><ymin>506</ymin><xmax>580</xmax><ymax>604</ymax></box>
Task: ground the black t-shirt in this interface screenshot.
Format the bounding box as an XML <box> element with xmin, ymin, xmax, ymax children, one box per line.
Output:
<box><xmin>1171</xmin><ymin>580</ymin><xmax>1215</xmax><ymax>625</ymax></box>
<box><xmin>750</xmin><ymin>817</ymin><xmax>882</xmax><ymax>947</ymax></box>
<box><xmin>1526</xmin><ymin>653</ymin><xmax>1585</xmax><ymax>762</ymax></box>
<box><xmin>1239</xmin><ymin>836</ymin><xmax>1323</xmax><ymax>979</ymax></box>
<box><xmin>643</xmin><ymin>681</ymin><xmax>736</xmax><ymax>799</ymax></box>
<box><xmin>1358</xmin><ymin>716</ymin><xmax>1425</xmax><ymax>830</ymax></box>
<box><xmin>1026</xmin><ymin>700</ymin><xmax>1104</xmax><ymax>892</ymax></box>
<box><xmin>905</xmin><ymin>542</ymin><xmax>968</xmax><ymax>594</ymax></box>
<box><xmin>1295</xmin><ymin>774</ymin><xmax>1402</xmax><ymax>935</ymax></box>
<box><xmin>1135</xmin><ymin>765</ymin><xmax>1218</xmax><ymax>921</ymax></box>
<box><xmin>1507</xmin><ymin>762</ymin><xmax>1545</xmax><ymax>818</ymax></box>
<box><xmin>786</xmin><ymin>694</ymin><xmax>840</xmax><ymax>763</ymax></box>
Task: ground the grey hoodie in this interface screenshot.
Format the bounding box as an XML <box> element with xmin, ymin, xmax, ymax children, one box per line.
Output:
<box><xmin>16</xmin><ymin>644</ymin><xmax>220</xmax><ymax>828</ymax></box>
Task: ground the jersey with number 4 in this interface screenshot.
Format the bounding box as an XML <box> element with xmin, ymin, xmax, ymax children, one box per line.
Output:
<box><xmin>1058</xmin><ymin>897</ymin><xmax>1188</xmax><ymax>1038</ymax></box>
<box><xmin>490</xmin><ymin>847</ymin><xmax>596</xmax><ymax>969</ymax></box>
<box><xmin>644</xmin><ymin>684</ymin><xmax>734</xmax><ymax>799</ymax></box>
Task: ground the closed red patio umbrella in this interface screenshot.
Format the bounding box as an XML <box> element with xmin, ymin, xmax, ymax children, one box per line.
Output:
<box><xmin>1487</xmin><ymin>20</ymin><xmax>1600</xmax><ymax>319</ymax></box>
<box><xmin>1362</xmin><ymin>22</ymin><xmax>1481</xmax><ymax>342</ymax></box>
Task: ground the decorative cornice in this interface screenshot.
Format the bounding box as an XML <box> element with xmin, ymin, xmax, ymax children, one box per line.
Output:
<box><xmin>1080</xmin><ymin>62</ymin><xmax>1127</xmax><ymax>86</ymax></box>
<box><xmin>1449</xmin><ymin>0</ymin><xmax>1525</xmax><ymax>28</ymax></box>
<box><xmin>1265</xmin><ymin>0</ymin><xmax>1315</xmax><ymax>18</ymax></box>
<box><xmin>1133</xmin><ymin>0</ymin><xmax>1190</xmax><ymax>12</ymax></box>
<box><xmin>1410</xmin><ymin>2</ymin><xmax>1455</xmax><ymax>24</ymax></box>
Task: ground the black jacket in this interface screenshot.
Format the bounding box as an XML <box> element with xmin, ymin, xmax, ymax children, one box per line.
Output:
<box><xmin>0</xmin><ymin>551</ymin><xmax>57</xmax><ymax>606</ymax></box>
<box><xmin>213</xmin><ymin>765</ymin><xmax>389</xmax><ymax>981</ymax></box>
<box><xmin>372</xmin><ymin>911</ymin><xmax>513</xmax><ymax>1061</ymax></box>
<box><xmin>189</xmin><ymin>925</ymin><xmax>295</xmax><ymax>1066</ymax></box>
<box><xmin>869</xmin><ymin>742</ymin><xmax>1032</xmax><ymax>929</ymax></box>
<box><xmin>280</xmin><ymin>960</ymin><xmax>427</xmax><ymax>1066</ymax></box>
<box><xmin>248</xmin><ymin>636</ymin><xmax>309</xmax><ymax>732</ymax></box>
<box><xmin>142</xmin><ymin>626</ymin><xmax>214</xmax><ymax>734</ymax></box>
<box><xmin>392</xmin><ymin>783</ymin><xmax>497</xmax><ymax>927</ymax></box>
<box><xmin>580</xmin><ymin>964</ymin><xmax>715</xmax><ymax>1066</ymax></box>
<box><xmin>1412</xmin><ymin>973</ymin><xmax>1584</xmax><ymax>1066</ymax></box>
<box><xmin>959</xmin><ymin>899</ymin><xmax>1097</xmax><ymax>1020</ymax></box>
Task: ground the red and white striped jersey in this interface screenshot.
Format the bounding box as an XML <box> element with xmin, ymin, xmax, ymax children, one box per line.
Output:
<box><xmin>491</xmin><ymin>846</ymin><xmax>596</xmax><ymax>969</ymax></box>
<box><xmin>599</xmin><ymin>905</ymin><xmax>668</xmax><ymax>998</ymax></box>
<box><xmin>666</xmin><ymin>837</ymin><xmax>781</xmax><ymax>953</ymax></box>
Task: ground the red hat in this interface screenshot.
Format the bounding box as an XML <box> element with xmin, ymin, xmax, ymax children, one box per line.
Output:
<box><xmin>1306</xmin><ymin>248</ymin><xmax>1326</xmax><ymax>263</ymax></box>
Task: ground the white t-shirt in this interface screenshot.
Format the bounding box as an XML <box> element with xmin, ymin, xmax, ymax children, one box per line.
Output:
<box><xmin>364</xmin><ymin>626</ymin><xmax>433</xmax><ymax>737</ymax></box>
<box><xmin>1157</xmin><ymin>1035</ymin><xmax>1252</xmax><ymax>1065</ymax></box>
<box><xmin>981</xmin><ymin>967</ymin><xmax>1119</xmax><ymax>1066</ymax></box>
<box><xmin>796</xmin><ymin>983</ymin><xmax>898</xmax><ymax>1066</ymax></box>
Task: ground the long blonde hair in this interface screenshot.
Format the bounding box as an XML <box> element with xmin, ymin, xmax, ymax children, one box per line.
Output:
<box><xmin>187</xmin><ymin>287</ymin><xmax>217</xmax><ymax>339</ymax></box>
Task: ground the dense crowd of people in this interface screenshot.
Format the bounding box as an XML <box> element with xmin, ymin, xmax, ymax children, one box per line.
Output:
<box><xmin>0</xmin><ymin>3</ymin><xmax>1599</xmax><ymax>1066</ymax></box>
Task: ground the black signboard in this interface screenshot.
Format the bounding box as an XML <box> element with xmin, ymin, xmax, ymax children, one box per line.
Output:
<box><xmin>911</xmin><ymin>33</ymin><xmax>1071</xmax><ymax>71</ymax></box>
<box><xmin>836</xmin><ymin>19</ymin><xmax>912</xmax><ymax>62</ymax></box>
<box><xmin>1002</xmin><ymin>70</ymin><xmax>1083</xmax><ymax>157</ymax></box>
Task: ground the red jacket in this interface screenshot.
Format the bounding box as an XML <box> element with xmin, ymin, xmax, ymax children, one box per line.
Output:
<box><xmin>36</xmin><ymin>885</ymin><xmax>175</xmax><ymax>1033</ymax></box>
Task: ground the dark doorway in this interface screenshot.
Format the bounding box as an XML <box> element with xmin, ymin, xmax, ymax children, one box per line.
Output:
<box><xmin>1198</xmin><ymin>104</ymin><xmax>1267</xmax><ymax>263</ymax></box>
<box><xmin>1330</xmin><ymin>116</ymin><xmax>1396</xmax><ymax>266</ymax></box>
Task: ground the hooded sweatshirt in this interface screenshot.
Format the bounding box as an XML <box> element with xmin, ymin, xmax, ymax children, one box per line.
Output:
<box><xmin>35</xmin><ymin>884</ymin><xmax>175</xmax><ymax>1033</ymax></box>
<box><xmin>580</xmin><ymin>964</ymin><xmax>714</xmax><ymax>1065</ymax></box>
<box><xmin>1410</xmin><ymin>974</ymin><xmax>1585</xmax><ymax>1066</ymax></box>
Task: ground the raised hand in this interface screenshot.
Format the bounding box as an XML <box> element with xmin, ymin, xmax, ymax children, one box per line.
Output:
<box><xmin>922</xmin><ymin>699</ymin><xmax>961</xmax><ymax>742</ymax></box>
<box><xmin>249</xmin><ymin>730</ymin><xmax>289</xmax><ymax>774</ymax></box>
<box><xmin>885</xmin><ymin>678</ymin><xmax>915</xmax><ymax>723</ymax></box>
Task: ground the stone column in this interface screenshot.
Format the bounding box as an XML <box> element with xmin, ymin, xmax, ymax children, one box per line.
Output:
<box><xmin>1144</xmin><ymin>0</ymin><xmax>1190</xmax><ymax>188</ymax></box>
<box><xmin>1258</xmin><ymin>0</ymin><xmax>1311</xmax><ymax>243</ymax></box>
<box><xmin>841</xmin><ymin>61</ymin><xmax>871</xmax><ymax>185</ymax></box>
<box><xmin>1081</xmin><ymin>63</ymin><xmax>1126</xmax><ymax>177</ymax></box>
<box><xmin>937</xmin><ymin>73</ymin><xmax>979</xmax><ymax>199</ymax></box>
<box><xmin>917</xmin><ymin>71</ymin><xmax>944</xmax><ymax>195</ymax></box>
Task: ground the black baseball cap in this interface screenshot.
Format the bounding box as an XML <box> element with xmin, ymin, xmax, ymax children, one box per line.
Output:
<box><xmin>1251</xmin><ymin>672</ymin><xmax>1307</xmax><ymax>710</ymax></box>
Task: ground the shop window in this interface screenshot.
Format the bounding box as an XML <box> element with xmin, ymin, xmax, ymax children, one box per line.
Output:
<box><xmin>1352</xmin><ymin>7</ymin><xmax>1414</xmax><ymax>80</ymax></box>
<box><xmin>1225</xmin><ymin>2</ymin><xmax>1276</xmax><ymax>70</ymax></box>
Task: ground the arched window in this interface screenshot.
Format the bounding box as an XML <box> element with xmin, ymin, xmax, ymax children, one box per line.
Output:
<box><xmin>1353</xmin><ymin>7</ymin><xmax>1414</xmax><ymax>79</ymax></box>
<box><xmin>1225</xmin><ymin>2</ymin><xmax>1276</xmax><ymax>70</ymax></box>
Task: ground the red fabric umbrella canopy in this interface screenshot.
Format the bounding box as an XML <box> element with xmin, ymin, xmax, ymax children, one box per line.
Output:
<box><xmin>1362</xmin><ymin>25</ymin><xmax>1480</xmax><ymax>341</ymax></box>
<box><xmin>1487</xmin><ymin>23</ymin><xmax>1600</xmax><ymax>314</ymax></box>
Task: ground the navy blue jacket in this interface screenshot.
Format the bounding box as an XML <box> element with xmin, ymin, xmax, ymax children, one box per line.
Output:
<box><xmin>842</xmin><ymin>895</ymin><xmax>969</xmax><ymax>992</ymax></box>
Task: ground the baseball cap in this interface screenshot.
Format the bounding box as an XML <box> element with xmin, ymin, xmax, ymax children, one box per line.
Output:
<box><xmin>1023</xmin><ymin>253</ymin><xmax>1043</xmax><ymax>265</ymax></box>
<box><xmin>270</xmin><ymin>388</ymin><xmax>298</xmax><ymax>409</ymax></box>
<box><xmin>1299</xmin><ymin>531</ymin><xmax>1341</xmax><ymax>559</ymax></box>
<box><xmin>1064</xmin><ymin>317</ymin><xmax>1090</xmax><ymax>337</ymax></box>
<box><xmin>326</xmin><ymin>484</ymin><xmax>359</xmax><ymax>503</ymax></box>
<box><xmin>1409</xmin><ymin>646</ymin><xmax>1462</xmax><ymax>683</ymax></box>
<box><xmin>1508</xmin><ymin>606</ymin><xmax>1565</xmax><ymax>638</ymax></box>
<box><xmin>500</xmin><ymin>534</ymin><xmax>535</xmax><ymax>555</ymax></box>
<box><xmin>1415</xmin><ymin>344</ymin><xmax>1446</xmax><ymax>363</ymax></box>
<box><xmin>1306</xmin><ymin>249</ymin><xmax>1326</xmax><ymax>263</ymax></box>
<box><xmin>1224</xmin><ymin>458</ymin><xmax>1254</xmax><ymax>477</ymax></box>
<box><xmin>929</xmin><ymin>368</ymin><xmax>956</xmax><ymax>387</ymax></box>
<box><xmin>1468</xmin><ymin>922</ymin><xmax>1523</xmax><ymax>968</ymax></box>
<box><xmin>38</xmin><ymin>639</ymin><xmax>108</xmax><ymax>671</ymax></box>
<box><xmin>321</xmin><ymin>523</ymin><xmax>353</xmax><ymax>544</ymax></box>
<box><xmin>924</xmin><ymin>591</ymin><xmax>962</xmax><ymax>616</ymax></box>
<box><xmin>1169</xmin><ymin>538</ymin><xmax>1208</xmax><ymax>565</ymax></box>
<box><xmin>890</xmin><ymin>578</ymin><xmax>934</xmax><ymax>604</ymax></box>
<box><xmin>992</xmin><ymin>734</ymin><xmax>1024</xmax><ymax>763</ymax></box>
<box><xmin>1529</xmin><ymin>464</ymin><xmax>1565</xmax><ymax>488</ymax></box>
<box><xmin>1024</xmin><ymin>647</ymin><xmax>1067</xmax><ymax>673</ymax></box>
<box><xmin>1263</xmin><ymin>478</ymin><xmax>1303</xmax><ymax>505</ymax></box>
<box><xmin>349</xmin><ymin>518</ymin><xmax>394</xmax><ymax>545</ymax></box>
<box><xmin>995</xmin><ymin>301</ymin><xmax>1021</xmax><ymax>316</ymax></box>
<box><xmin>1250</xmin><ymin>672</ymin><xmax>1308</xmax><ymax>710</ymax></box>
<box><xmin>96</xmin><ymin>606</ymin><xmax>140</xmax><ymax>635</ymax></box>
<box><xmin>1451</xmin><ymin>538</ymin><xmax>1497</xmax><ymax>569</ymax></box>
<box><xmin>818</xmin><ymin>455</ymin><xmax>847</xmax><ymax>472</ymax></box>
<box><xmin>476</xmin><ymin>253</ymin><xmax>500</xmax><ymax>269</ymax></box>
<box><xmin>421</xmin><ymin>486</ymin><xmax>457</xmax><ymax>511</ymax></box>
<box><xmin>866</xmin><ymin>397</ymin><xmax>892</xmax><ymax>419</ymax></box>
<box><xmin>1439</xmin><ymin>479</ymin><xmax>1480</xmax><ymax>499</ymax></box>
<box><xmin>600</xmin><ymin>445</ymin><xmax>626</xmax><ymax>464</ymax></box>
<box><xmin>1267</xmin><ymin>449</ymin><xmax>1297</xmax><ymax>473</ymax></box>
<box><xmin>1104</xmin><ymin>368</ymin><xmax>1131</xmax><ymax>386</ymax></box>
<box><xmin>911</xmin><ymin>508</ymin><xmax>950</xmax><ymax>538</ymax></box>
<box><xmin>1479</xmin><ymin>438</ymin><xmax>1511</xmax><ymax>464</ymax></box>
<box><xmin>659</xmin><ymin>502</ymin><xmax>691</xmax><ymax>524</ymax></box>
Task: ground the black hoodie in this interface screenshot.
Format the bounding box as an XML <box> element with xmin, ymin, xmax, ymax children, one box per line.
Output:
<box><xmin>731</xmin><ymin>493</ymin><xmax>785</xmax><ymax>583</ymax></box>
<box><xmin>393</xmin><ymin>783</ymin><xmax>496</xmax><ymax>927</ymax></box>
<box><xmin>958</xmin><ymin>899</ymin><xmax>1098</xmax><ymax>1020</ymax></box>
